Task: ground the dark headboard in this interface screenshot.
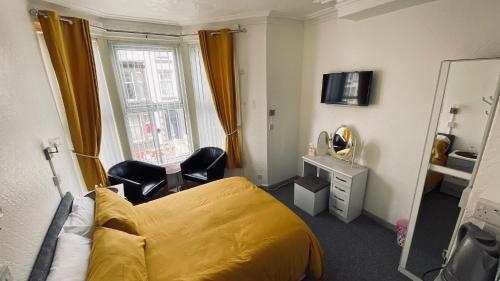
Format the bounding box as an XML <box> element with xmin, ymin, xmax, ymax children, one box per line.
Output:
<box><xmin>28</xmin><ymin>192</ymin><xmax>73</xmax><ymax>281</ymax></box>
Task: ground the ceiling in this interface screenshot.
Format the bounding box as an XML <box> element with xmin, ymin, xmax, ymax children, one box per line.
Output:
<box><xmin>40</xmin><ymin>0</ymin><xmax>333</xmax><ymax>26</ymax></box>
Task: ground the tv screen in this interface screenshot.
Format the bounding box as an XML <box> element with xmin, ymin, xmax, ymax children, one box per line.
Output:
<box><xmin>321</xmin><ymin>71</ymin><xmax>373</xmax><ymax>106</ymax></box>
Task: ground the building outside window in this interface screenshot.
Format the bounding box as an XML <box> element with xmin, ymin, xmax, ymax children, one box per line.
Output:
<box><xmin>112</xmin><ymin>44</ymin><xmax>192</xmax><ymax>165</ymax></box>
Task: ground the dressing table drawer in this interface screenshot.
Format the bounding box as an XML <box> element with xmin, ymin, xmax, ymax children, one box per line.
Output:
<box><xmin>329</xmin><ymin>198</ymin><xmax>348</xmax><ymax>217</ymax></box>
<box><xmin>333</xmin><ymin>173</ymin><xmax>352</xmax><ymax>187</ymax></box>
<box><xmin>331</xmin><ymin>186</ymin><xmax>349</xmax><ymax>202</ymax></box>
<box><xmin>331</xmin><ymin>182</ymin><xmax>350</xmax><ymax>197</ymax></box>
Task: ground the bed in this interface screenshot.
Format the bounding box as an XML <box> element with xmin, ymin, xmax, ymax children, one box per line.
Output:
<box><xmin>30</xmin><ymin>177</ymin><xmax>324</xmax><ymax>281</ymax></box>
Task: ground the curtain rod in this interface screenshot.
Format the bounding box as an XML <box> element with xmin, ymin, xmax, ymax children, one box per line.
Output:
<box><xmin>29</xmin><ymin>8</ymin><xmax>247</xmax><ymax>37</ymax></box>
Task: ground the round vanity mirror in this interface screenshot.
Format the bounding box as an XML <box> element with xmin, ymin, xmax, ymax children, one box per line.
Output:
<box><xmin>316</xmin><ymin>131</ymin><xmax>329</xmax><ymax>155</ymax></box>
<box><xmin>332</xmin><ymin>126</ymin><xmax>355</xmax><ymax>159</ymax></box>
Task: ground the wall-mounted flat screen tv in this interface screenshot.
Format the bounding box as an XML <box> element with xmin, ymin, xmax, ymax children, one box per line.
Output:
<box><xmin>321</xmin><ymin>71</ymin><xmax>373</xmax><ymax>106</ymax></box>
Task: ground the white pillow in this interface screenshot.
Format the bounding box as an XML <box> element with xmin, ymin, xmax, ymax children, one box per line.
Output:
<box><xmin>72</xmin><ymin>196</ymin><xmax>95</xmax><ymax>214</ymax></box>
<box><xmin>46</xmin><ymin>233</ymin><xmax>91</xmax><ymax>281</ymax></box>
<box><xmin>61</xmin><ymin>196</ymin><xmax>94</xmax><ymax>239</ymax></box>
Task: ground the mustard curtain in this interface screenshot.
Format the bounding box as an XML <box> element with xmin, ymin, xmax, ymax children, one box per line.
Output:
<box><xmin>38</xmin><ymin>11</ymin><xmax>108</xmax><ymax>190</ymax></box>
<box><xmin>198</xmin><ymin>29</ymin><xmax>242</xmax><ymax>168</ymax></box>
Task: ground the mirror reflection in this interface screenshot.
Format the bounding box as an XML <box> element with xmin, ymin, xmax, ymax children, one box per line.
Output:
<box><xmin>332</xmin><ymin>126</ymin><xmax>353</xmax><ymax>158</ymax></box>
<box><xmin>404</xmin><ymin>59</ymin><xmax>500</xmax><ymax>280</ymax></box>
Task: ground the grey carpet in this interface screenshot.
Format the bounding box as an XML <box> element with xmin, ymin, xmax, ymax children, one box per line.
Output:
<box><xmin>268</xmin><ymin>183</ymin><xmax>408</xmax><ymax>281</ymax></box>
<box><xmin>406</xmin><ymin>189</ymin><xmax>460</xmax><ymax>280</ymax></box>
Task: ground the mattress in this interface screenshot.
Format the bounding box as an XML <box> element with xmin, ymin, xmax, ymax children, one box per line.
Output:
<box><xmin>134</xmin><ymin>177</ymin><xmax>324</xmax><ymax>281</ymax></box>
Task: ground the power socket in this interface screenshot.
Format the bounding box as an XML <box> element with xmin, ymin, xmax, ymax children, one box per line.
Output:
<box><xmin>474</xmin><ymin>198</ymin><xmax>500</xmax><ymax>228</ymax></box>
<box><xmin>0</xmin><ymin>266</ymin><xmax>13</xmax><ymax>281</ymax></box>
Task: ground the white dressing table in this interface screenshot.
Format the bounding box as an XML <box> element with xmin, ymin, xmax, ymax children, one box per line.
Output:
<box><xmin>302</xmin><ymin>155</ymin><xmax>368</xmax><ymax>223</ymax></box>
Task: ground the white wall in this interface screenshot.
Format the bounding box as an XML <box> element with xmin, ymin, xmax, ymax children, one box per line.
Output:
<box><xmin>267</xmin><ymin>18</ymin><xmax>304</xmax><ymax>185</ymax></box>
<box><xmin>436</xmin><ymin>60</ymin><xmax>500</xmax><ymax>152</ymax></box>
<box><xmin>0</xmin><ymin>0</ymin><xmax>83</xmax><ymax>279</ymax></box>
<box><xmin>236</xmin><ymin>20</ymin><xmax>269</xmax><ymax>185</ymax></box>
<box><xmin>299</xmin><ymin>0</ymin><xmax>500</xmax><ymax>225</ymax></box>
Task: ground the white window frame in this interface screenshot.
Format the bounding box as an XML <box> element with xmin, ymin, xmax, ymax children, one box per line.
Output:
<box><xmin>109</xmin><ymin>41</ymin><xmax>194</xmax><ymax>165</ymax></box>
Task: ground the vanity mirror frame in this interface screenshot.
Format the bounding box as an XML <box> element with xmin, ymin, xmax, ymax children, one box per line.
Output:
<box><xmin>317</xmin><ymin>131</ymin><xmax>330</xmax><ymax>156</ymax></box>
<box><xmin>398</xmin><ymin>58</ymin><xmax>500</xmax><ymax>281</ymax></box>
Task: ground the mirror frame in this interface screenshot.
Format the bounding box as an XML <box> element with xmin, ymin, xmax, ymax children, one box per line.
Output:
<box><xmin>398</xmin><ymin>58</ymin><xmax>500</xmax><ymax>280</ymax></box>
<box><xmin>317</xmin><ymin>131</ymin><xmax>329</xmax><ymax>155</ymax></box>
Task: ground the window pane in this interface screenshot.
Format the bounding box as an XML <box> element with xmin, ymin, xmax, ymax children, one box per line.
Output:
<box><xmin>189</xmin><ymin>44</ymin><xmax>225</xmax><ymax>149</ymax></box>
<box><xmin>126</xmin><ymin>112</ymin><xmax>160</xmax><ymax>163</ymax></box>
<box><xmin>116</xmin><ymin>52</ymin><xmax>148</xmax><ymax>106</ymax></box>
<box><xmin>112</xmin><ymin>44</ymin><xmax>192</xmax><ymax>165</ymax></box>
<box><xmin>154</xmin><ymin>110</ymin><xmax>191</xmax><ymax>163</ymax></box>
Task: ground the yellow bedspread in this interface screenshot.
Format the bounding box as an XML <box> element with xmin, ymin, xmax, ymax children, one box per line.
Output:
<box><xmin>134</xmin><ymin>177</ymin><xmax>324</xmax><ymax>281</ymax></box>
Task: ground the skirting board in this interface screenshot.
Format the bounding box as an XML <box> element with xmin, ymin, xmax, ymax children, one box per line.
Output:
<box><xmin>259</xmin><ymin>176</ymin><xmax>299</xmax><ymax>191</ymax></box>
<box><xmin>363</xmin><ymin>209</ymin><xmax>396</xmax><ymax>232</ymax></box>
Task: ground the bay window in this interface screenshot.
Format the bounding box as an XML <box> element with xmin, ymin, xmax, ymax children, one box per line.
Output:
<box><xmin>111</xmin><ymin>43</ymin><xmax>192</xmax><ymax>165</ymax></box>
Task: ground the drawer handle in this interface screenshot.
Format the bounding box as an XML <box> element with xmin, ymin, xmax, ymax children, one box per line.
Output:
<box><xmin>335</xmin><ymin>186</ymin><xmax>346</xmax><ymax>193</ymax></box>
<box><xmin>333</xmin><ymin>206</ymin><xmax>343</xmax><ymax>212</ymax></box>
<box><xmin>335</xmin><ymin>176</ymin><xmax>347</xmax><ymax>183</ymax></box>
<box><xmin>334</xmin><ymin>195</ymin><xmax>345</xmax><ymax>202</ymax></box>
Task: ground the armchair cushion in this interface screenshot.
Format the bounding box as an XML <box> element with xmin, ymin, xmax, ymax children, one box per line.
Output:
<box><xmin>141</xmin><ymin>181</ymin><xmax>165</xmax><ymax>197</ymax></box>
<box><xmin>183</xmin><ymin>169</ymin><xmax>208</xmax><ymax>183</ymax></box>
<box><xmin>181</xmin><ymin>147</ymin><xmax>227</xmax><ymax>184</ymax></box>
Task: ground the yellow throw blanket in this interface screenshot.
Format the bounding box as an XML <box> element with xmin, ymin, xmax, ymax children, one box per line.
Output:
<box><xmin>135</xmin><ymin>177</ymin><xmax>324</xmax><ymax>281</ymax></box>
<box><xmin>423</xmin><ymin>139</ymin><xmax>449</xmax><ymax>194</ymax></box>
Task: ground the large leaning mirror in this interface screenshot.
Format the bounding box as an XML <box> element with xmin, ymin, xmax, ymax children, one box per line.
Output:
<box><xmin>399</xmin><ymin>58</ymin><xmax>500</xmax><ymax>280</ymax></box>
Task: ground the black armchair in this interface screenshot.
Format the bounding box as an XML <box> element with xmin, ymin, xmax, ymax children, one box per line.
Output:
<box><xmin>180</xmin><ymin>147</ymin><xmax>227</xmax><ymax>184</ymax></box>
<box><xmin>108</xmin><ymin>160</ymin><xmax>167</xmax><ymax>205</ymax></box>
